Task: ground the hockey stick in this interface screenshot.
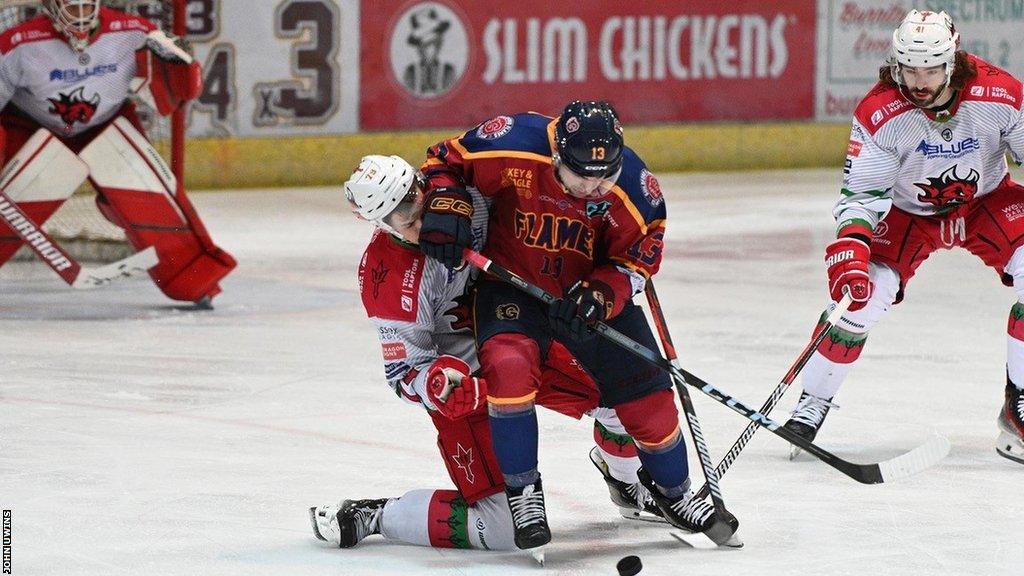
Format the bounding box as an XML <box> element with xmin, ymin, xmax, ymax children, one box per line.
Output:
<box><xmin>641</xmin><ymin>279</ymin><xmax>740</xmax><ymax>548</ymax></box>
<box><xmin>692</xmin><ymin>292</ymin><xmax>854</xmax><ymax>500</ymax></box>
<box><xmin>463</xmin><ymin>249</ymin><xmax>949</xmax><ymax>485</ymax></box>
<box><xmin>0</xmin><ymin>188</ymin><xmax>158</xmax><ymax>288</ymax></box>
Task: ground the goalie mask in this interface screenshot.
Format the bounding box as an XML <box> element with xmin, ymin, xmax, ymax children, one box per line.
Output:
<box><xmin>344</xmin><ymin>155</ymin><xmax>424</xmax><ymax>237</ymax></box>
<box><xmin>889</xmin><ymin>10</ymin><xmax>959</xmax><ymax>88</ymax></box>
<box><xmin>44</xmin><ymin>0</ymin><xmax>101</xmax><ymax>52</ymax></box>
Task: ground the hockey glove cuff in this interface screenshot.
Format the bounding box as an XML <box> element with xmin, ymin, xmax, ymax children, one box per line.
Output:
<box><xmin>825</xmin><ymin>237</ymin><xmax>872</xmax><ymax>311</ymax></box>
<box><xmin>425</xmin><ymin>355</ymin><xmax>486</xmax><ymax>420</ymax></box>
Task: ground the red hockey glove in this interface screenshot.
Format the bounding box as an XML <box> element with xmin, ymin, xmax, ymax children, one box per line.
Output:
<box><xmin>419</xmin><ymin>186</ymin><xmax>474</xmax><ymax>269</ymax></box>
<box><xmin>825</xmin><ymin>237</ymin><xmax>871</xmax><ymax>311</ymax></box>
<box><xmin>547</xmin><ymin>279</ymin><xmax>615</xmax><ymax>342</ymax></box>
<box><xmin>425</xmin><ymin>355</ymin><xmax>487</xmax><ymax>420</ymax></box>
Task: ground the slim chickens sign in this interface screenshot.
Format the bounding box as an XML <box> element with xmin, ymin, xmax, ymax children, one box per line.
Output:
<box><xmin>360</xmin><ymin>0</ymin><xmax>815</xmax><ymax>128</ymax></box>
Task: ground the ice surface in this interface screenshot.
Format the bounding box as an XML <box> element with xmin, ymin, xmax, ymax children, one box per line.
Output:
<box><xmin>2</xmin><ymin>169</ymin><xmax>1020</xmax><ymax>575</ymax></box>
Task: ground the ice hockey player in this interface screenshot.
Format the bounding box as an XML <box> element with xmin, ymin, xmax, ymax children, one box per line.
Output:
<box><xmin>0</xmin><ymin>0</ymin><xmax>235</xmax><ymax>305</ymax></box>
<box><xmin>309</xmin><ymin>154</ymin><xmax>664</xmax><ymax>551</ymax></box>
<box><xmin>784</xmin><ymin>10</ymin><xmax>1024</xmax><ymax>465</ymax></box>
<box><xmin>416</xmin><ymin>101</ymin><xmax>735</xmax><ymax>549</ymax></box>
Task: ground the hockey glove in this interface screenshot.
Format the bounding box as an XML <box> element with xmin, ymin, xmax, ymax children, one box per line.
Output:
<box><xmin>425</xmin><ymin>355</ymin><xmax>487</xmax><ymax>420</ymax></box>
<box><xmin>825</xmin><ymin>237</ymin><xmax>872</xmax><ymax>311</ymax></box>
<box><xmin>548</xmin><ymin>280</ymin><xmax>615</xmax><ymax>343</ymax></box>
<box><xmin>419</xmin><ymin>186</ymin><xmax>474</xmax><ymax>269</ymax></box>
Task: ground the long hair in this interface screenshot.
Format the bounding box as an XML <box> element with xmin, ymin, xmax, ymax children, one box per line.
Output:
<box><xmin>878</xmin><ymin>51</ymin><xmax>977</xmax><ymax>90</ymax></box>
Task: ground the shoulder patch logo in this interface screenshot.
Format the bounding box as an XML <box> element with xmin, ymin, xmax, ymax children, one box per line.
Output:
<box><xmin>370</xmin><ymin>260</ymin><xmax>389</xmax><ymax>299</ymax></box>
<box><xmin>565</xmin><ymin>116</ymin><xmax>580</xmax><ymax>133</ymax></box>
<box><xmin>495</xmin><ymin>303</ymin><xmax>520</xmax><ymax>320</ymax></box>
<box><xmin>476</xmin><ymin>115</ymin><xmax>514</xmax><ymax>140</ymax></box>
<box><xmin>971</xmin><ymin>85</ymin><xmax>984</xmax><ymax>97</ymax></box>
<box><xmin>870</xmin><ymin>110</ymin><xmax>884</xmax><ymax>126</ymax></box>
<box><xmin>640</xmin><ymin>169</ymin><xmax>663</xmax><ymax>207</ymax></box>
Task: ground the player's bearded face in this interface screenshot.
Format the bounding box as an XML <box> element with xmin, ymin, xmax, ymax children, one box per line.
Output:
<box><xmin>555</xmin><ymin>161</ymin><xmax>619</xmax><ymax>199</ymax></box>
<box><xmin>900</xmin><ymin>64</ymin><xmax>948</xmax><ymax>107</ymax></box>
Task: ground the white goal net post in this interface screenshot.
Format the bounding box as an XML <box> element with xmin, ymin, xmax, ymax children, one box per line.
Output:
<box><xmin>1</xmin><ymin>0</ymin><xmax>187</xmax><ymax>262</ymax></box>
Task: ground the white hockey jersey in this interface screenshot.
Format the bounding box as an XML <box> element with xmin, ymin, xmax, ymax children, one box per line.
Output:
<box><xmin>357</xmin><ymin>191</ymin><xmax>489</xmax><ymax>410</ymax></box>
<box><xmin>837</xmin><ymin>55</ymin><xmax>1024</xmax><ymax>237</ymax></box>
<box><xmin>0</xmin><ymin>8</ymin><xmax>155</xmax><ymax>138</ymax></box>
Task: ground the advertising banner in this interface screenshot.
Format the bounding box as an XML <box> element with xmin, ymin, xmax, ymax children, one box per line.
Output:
<box><xmin>185</xmin><ymin>0</ymin><xmax>360</xmax><ymax>138</ymax></box>
<box><xmin>816</xmin><ymin>0</ymin><xmax>1024</xmax><ymax>121</ymax></box>
<box><xmin>359</xmin><ymin>0</ymin><xmax>817</xmax><ymax>129</ymax></box>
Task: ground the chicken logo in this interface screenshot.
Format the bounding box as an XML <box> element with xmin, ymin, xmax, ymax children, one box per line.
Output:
<box><xmin>48</xmin><ymin>87</ymin><xmax>100</xmax><ymax>128</ymax></box>
<box><xmin>914</xmin><ymin>165</ymin><xmax>979</xmax><ymax>208</ymax></box>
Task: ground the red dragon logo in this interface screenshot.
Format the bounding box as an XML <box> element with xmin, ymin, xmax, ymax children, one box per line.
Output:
<box><xmin>47</xmin><ymin>87</ymin><xmax>100</xmax><ymax>127</ymax></box>
<box><xmin>914</xmin><ymin>165</ymin><xmax>980</xmax><ymax>208</ymax></box>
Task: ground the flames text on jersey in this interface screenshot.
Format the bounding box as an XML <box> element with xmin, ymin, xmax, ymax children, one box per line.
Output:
<box><xmin>513</xmin><ymin>209</ymin><xmax>595</xmax><ymax>258</ymax></box>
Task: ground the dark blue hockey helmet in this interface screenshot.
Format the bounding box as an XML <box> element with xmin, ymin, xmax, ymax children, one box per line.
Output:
<box><xmin>554</xmin><ymin>100</ymin><xmax>624</xmax><ymax>180</ymax></box>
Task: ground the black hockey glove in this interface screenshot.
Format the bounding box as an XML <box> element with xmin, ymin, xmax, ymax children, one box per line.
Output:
<box><xmin>547</xmin><ymin>280</ymin><xmax>614</xmax><ymax>343</ymax></box>
<box><xmin>419</xmin><ymin>186</ymin><xmax>474</xmax><ymax>269</ymax></box>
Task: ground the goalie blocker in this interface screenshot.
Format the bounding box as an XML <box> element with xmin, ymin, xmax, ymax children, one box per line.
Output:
<box><xmin>0</xmin><ymin>107</ymin><xmax>235</xmax><ymax>304</ymax></box>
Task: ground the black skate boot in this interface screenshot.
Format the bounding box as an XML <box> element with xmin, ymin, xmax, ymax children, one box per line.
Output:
<box><xmin>784</xmin><ymin>391</ymin><xmax>837</xmax><ymax>459</ymax></box>
<box><xmin>505</xmin><ymin>478</ymin><xmax>551</xmax><ymax>550</ymax></box>
<box><xmin>636</xmin><ymin>468</ymin><xmax>717</xmax><ymax>533</ymax></box>
<box><xmin>309</xmin><ymin>498</ymin><xmax>388</xmax><ymax>548</ymax></box>
<box><xmin>588</xmin><ymin>447</ymin><xmax>665</xmax><ymax>523</ymax></box>
<box><xmin>997</xmin><ymin>379</ymin><xmax>1024</xmax><ymax>465</ymax></box>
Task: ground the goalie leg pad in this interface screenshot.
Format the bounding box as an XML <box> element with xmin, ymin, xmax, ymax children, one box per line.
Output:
<box><xmin>78</xmin><ymin>116</ymin><xmax>235</xmax><ymax>302</ymax></box>
<box><xmin>429</xmin><ymin>408</ymin><xmax>505</xmax><ymax>505</ymax></box>
<box><xmin>0</xmin><ymin>127</ymin><xmax>89</xmax><ymax>266</ymax></box>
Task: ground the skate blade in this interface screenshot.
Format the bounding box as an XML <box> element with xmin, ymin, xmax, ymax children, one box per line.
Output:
<box><xmin>528</xmin><ymin>546</ymin><xmax>546</xmax><ymax>565</ymax></box>
<box><xmin>789</xmin><ymin>445</ymin><xmax>803</xmax><ymax>460</ymax></box>
<box><xmin>619</xmin><ymin>507</ymin><xmax>670</xmax><ymax>525</ymax></box>
<box><xmin>996</xmin><ymin>431</ymin><xmax>1024</xmax><ymax>465</ymax></box>
<box><xmin>308</xmin><ymin>507</ymin><xmax>328</xmax><ymax>541</ymax></box>
<box><xmin>671</xmin><ymin>530</ymin><xmax>744</xmax><ymax>549</ymax></box>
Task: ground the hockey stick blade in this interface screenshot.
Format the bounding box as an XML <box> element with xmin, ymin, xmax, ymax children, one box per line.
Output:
<box><xmin>70</xmin><ymin>246</ymin><xmax>160</xmax><ymax>289</ymax></box>
<box><xmin>670</xmin><ymin>516</ymin><xmax>744</xmax><ymax>549</ymax></box>
<box><xmin>463</xmin><ymin>249</ymin><xmax>949</xmax><ymax>484</ymax></box>
<box><xmin>875</xmin><ymin>433</ymin><xmax>951</xmax><ymax>482</ymax></box>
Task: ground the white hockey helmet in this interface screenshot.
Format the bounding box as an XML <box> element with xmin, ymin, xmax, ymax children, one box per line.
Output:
<box><xmin>43</xmin><ymin>0</ymin><xmax>101</xmax><ymax>52</ymax></box>
<box><xmin>890</xmin><ymin>10</ymin><xmax>959</xmax><ymax>85</ymax></box>
<box><xmin>343</xmin><ymin>155</ymin><xmax>420</xmax><ymax>235</ymax></box>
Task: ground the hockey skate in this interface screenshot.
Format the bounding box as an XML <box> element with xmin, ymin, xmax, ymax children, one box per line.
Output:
<box><xmin>505</xmin><ymin>478</ymin><xmax>551</xmax><ymax>550</ymax></box>
<box><xmin>784</xmin><ymin>391</ymin><xmax>837</xmax><ymax>459</ymax></box>
<box><xmin>635</xmin><ymin>469</ymin><xmax>725</xmax><ymax>534</ymax></box>
<box><xmin>588</xmin><ymin>447</ymin><xmax>666</xmax><ymax>523</ymax></box>
<box><xmin>309</xmin><ymin>498</ymin><xmax>387</xmax><ymax>548</ymax></box>
<box><xmin>997</xmin><ymin>381</ymin><xmax>1024</xmax><ymax>465</ymax></box>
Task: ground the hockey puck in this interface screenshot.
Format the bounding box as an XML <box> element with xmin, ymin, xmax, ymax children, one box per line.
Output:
<box><xmin>616</xmin><ymin>555</ymin><xmax>642</xmax><ymax>576</ymax></box>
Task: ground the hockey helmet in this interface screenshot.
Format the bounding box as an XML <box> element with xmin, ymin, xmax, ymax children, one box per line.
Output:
<box><xmin>889</xmin><ymin>10</ymin><xmax>959</xmax><ymax>86</ymax></box>
<box><xmin>344</xmin><ymin>155</ymin><xmax>422</xmax><ymax>235</ymax></box>
<box><xmin>554</xmin><ymin>100</ymin><xmax>624</xmax><ymax>180</ymax></box>
<box><xmin>43</xmin><ymin>0</ymin><xmax>101</xmax><ymax>52</ymax></box>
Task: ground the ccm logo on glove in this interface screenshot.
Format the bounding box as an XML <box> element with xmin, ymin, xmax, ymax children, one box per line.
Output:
<box><xmin>428</xmin><ymin>196</ymin><xmax>473</xmax><ymax>217</ymax></box>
